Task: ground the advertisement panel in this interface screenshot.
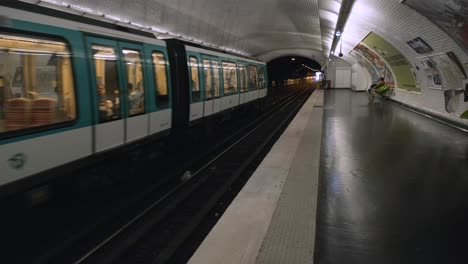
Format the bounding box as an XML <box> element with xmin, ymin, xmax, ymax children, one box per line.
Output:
<box><xmin>350</xmin><ymin>50</ymin><xmax>380</xmax><ymax>84</ymax></box>
<box><xmin>353</xmin><ymin>43</ymin><xmax>395</xmax><ymax>88</ymax></box>
<box><xmin>361</xmin><ymin>32</ymin><xmax>419</xmax><ymax>92</ymax></box>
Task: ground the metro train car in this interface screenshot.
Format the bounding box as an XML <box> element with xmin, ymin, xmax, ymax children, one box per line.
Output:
<box><xmin>0</xmin><ymin>4</ymin><xmax>268</xmax><ymax>199</ymax></box>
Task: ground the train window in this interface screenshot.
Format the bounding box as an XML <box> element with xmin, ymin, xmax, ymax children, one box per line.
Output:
<box><xmin>92</xmin><ymin>45</ymin><xmax>121</xmax><ymax>123</ymax></box>
<box><xmin>0</xmin><ymin>33</ymin><xmax>76</xmax><ymax>134</ymax></box>
<box><xmin>203</xmin><ymin>59</ymin><xmax>213</xmax><ymax>99</ymax></box>
<box><xmin>249</xmin><ymin>65</ymin><xmax>258</xmax><ymax>90</ymax></box>
<box><xmin>189</xmin><ymin>56</ymin><xmax>200</xmax><ymax>101</ymax></box>
<box><xmin>222</xmin><ymin>62</ymin><xmax>238</xmax><ymax>95</ymax></box>
<box><xmin>152</xmin><ymin>52</ymin><xmax>169</xmax><ymax>108</ymax></box>
<box><xmin>123</xmin><ymin>49</ymin><xmax>145</xmax><ymax>117</ymax></box>
<box><xmin>239</xmin><ymin>65</ymin><xmax>248</xmax><ymax>92</ymax></box>
<box><xmin>212</xmin><ymin>60</ymin><xmax>220</xmax><ymax>97</ymax></box>
<box><xmin>258</xmin><ymin>67</ymin><xmax>265</xmax><ymax>89</ymax></box>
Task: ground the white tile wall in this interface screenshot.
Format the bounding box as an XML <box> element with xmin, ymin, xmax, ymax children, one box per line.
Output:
<box><xmin>351</xmin><ymin>63</ymin><xmax>371</xmax><ymax>91</ymax></box>
<box><xmin>337</xmin><ymin>0</ymin><xmax>468</xmax><ymax>126</ymax></box>
<box><xmin>326</xmin><ymin>56</ymin><xmax>353</xmax><ymax>88</ymax></box>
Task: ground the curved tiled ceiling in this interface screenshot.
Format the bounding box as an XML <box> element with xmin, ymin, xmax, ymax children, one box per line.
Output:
<box><xmin>20</xmin><ymin>0</ymin><xmax>342</xmax><ymax>65</ymax></box>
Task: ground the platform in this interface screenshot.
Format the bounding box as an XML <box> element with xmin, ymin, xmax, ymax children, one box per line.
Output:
<box><xmin>188</xmin><ymin>90</ymin><xmax>324</xmax><ymax>264</ymax></box>
<box><xmin>188</xmin><ymin>89</ymin><xmax>468</xmax><ymax>264</ymax></box>
<box><xmin>315</xmin><ymin>90</ymin><xmax>468</xmax><ymax>264</ymax></box>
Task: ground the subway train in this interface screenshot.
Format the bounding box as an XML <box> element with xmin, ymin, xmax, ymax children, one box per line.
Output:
<box><xmin>0</xmin><ymin>4</ymin><xmax>268</xmax><ymax>199</ymax></box>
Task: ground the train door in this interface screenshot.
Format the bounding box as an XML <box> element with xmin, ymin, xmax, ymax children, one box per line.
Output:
<box><xmin>211</xmin><ymin>57</ymin><xmax>222</xmax><ymax>115</ymax></box>
<box><xmin>220</xmin><ymin>60</ymin><xmax>239</xmax><ymax>111</ymax></box>
<box><xmin>201</xmin><ymin>55</ymin><xmax>214</xmax><ymax>117</ymax></box>
<box><xmin>248</xmin><ymin>65</ymin><xmax>259</xmax><ymax>102</ymax></box>
<box><xmin>263</xmin><ymin>65</ymin><xmax>269</xmax><ymax>97</ymax></box>
<box><xmin>238</xmin><ymin>62</ymin><xmax>248</xmax><ymax>105</ymax></box>
<box><xmin>258</xmin><ymin>65</ymin><xmax>266</xmax><ymax>98</ymax></box>
<box><xmin>118</xmin><ymin>42</ymin><xmax>149</xmax><ymax>143</ymax></box>
<box><xmin>86</xmin><ymin>37</ymin><xmax>125</xmax><ymax>152</ymax></box>
<box><xmin>144</xmin><ymin>45</ymin><xmax>172</xmax><ymax>135</ymax></box>
<box><xmin>186</xmin><ymin>52</ymin><xmax>203</xmax><ymax>122</ymax></box>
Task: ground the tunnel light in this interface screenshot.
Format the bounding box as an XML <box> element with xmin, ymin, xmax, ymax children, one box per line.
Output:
<box><xmin>335</xmin><ymin>31</ymin><xmax>341</xmax><ymax>36</ymax></box>
<box><xmin>315</xmin><ymin>72</ymin><xmax>322</xmax><ymax>79</ymax></box>
<box><xmin>291</xmin><ymin>58</ymin><xmax>296</xmax><ymax>61</ymax></box>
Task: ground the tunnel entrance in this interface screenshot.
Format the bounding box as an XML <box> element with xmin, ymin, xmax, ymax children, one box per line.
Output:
<box><xmin>267</xmin><ymin>56</ymin><xmax>322</xmax><ymax>88</ymax></box>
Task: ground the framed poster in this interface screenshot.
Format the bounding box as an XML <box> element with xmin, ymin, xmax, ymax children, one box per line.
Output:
<box><xmin>416</xmin><ymin>57</ymin><xmax>442</xmax><ymax>89</ymax></box>
<box><xmin>407</xmin><ymin>37</ymin><xmax>433</xmax><ymax>54</ymax></box>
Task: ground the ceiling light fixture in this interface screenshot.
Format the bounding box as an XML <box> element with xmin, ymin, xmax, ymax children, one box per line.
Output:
<box><xmin>25</xmin><ymin>0</ymin><xmax>253</xmax><ymax>59</ymax></box>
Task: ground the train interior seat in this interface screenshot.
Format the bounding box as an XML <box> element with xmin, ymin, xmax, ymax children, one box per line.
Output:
<box><xmin>5</xmin><ymin>97</ymin><xmax>32</xmax><ymax>131</ymax></box>
<box><xmin>31</xmin><ymin>98</ymin><xmax>57</xmax><ymax>126</ymax></box>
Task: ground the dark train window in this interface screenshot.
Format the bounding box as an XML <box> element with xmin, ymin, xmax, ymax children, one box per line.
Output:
<box><xmin>212</xmin><ymin>60</ymin><xmax>220</xmax><ymax>97</ymax></box>
<box><xmin>152</xmin><ymin>52</ymin><xmax>169</xmax><ymax>108</ymax></box>
<box><xmin>203</xmin><ymin>59</ymin><xmax>213</xmax><ymax>99</ymax></box>
<box><xmin>239</xmin><ymin>65</ymin><xmax>248</xmax><ymax>92</ymax></box>
<box><xmin>249</xmin><ymin>65</ymin><xmax>258</xmax><ymax>90</ymax></box>
<box><xmin>123</xmin><ymin>49</ymin><xmax>145</xmax><ymax>117</ymax></box>
<box><xmin>92</xmin><ymin>45</ymin><xmax>121</xmax><ymax>123</ymax></box>
<box><xmin>258</xmin><ymin>66</ymin><xmax>265</xmax><ymax>89</ymax></box>
<box><xmin>189</xmin><ymin>56</ymin><xmax>201</xmax><ymax>101</ymax></box>
<box><xmin>0</xmin><ymin>33</ymin><xmax>76</xmax><ymax>134</ymax></box>
<box><xmin>222</xmin><ymin>62</ymin><xmax>238</xmax><ymax>95</ymax></box>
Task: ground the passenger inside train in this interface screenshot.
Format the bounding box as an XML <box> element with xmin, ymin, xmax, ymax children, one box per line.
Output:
<box><xmin>98</xmin><ymin>84</ymin><xmax>118</xmax><ymax>122</ymax></box>
<box><xmin>128</xmin><ymin>83</ymin><xmax>144</xmax><ymax>116</ymax></box>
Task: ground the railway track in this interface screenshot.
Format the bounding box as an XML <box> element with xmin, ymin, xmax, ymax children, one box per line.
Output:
<box><xmin>65</xmin><ymin>85</ymin><xmax>315</xmax><ymax>264</ymax></box>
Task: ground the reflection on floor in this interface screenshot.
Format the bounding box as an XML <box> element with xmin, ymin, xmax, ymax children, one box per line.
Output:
<box><xmin>315</xmin><ymin>90</ymin><xmax>468</xmax><ymax>264</ymax></box>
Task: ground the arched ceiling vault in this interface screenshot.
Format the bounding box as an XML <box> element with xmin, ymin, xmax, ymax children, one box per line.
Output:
<box><xmin>20</xmin><ymin>0</ymin><xmax>343</xmax><ymax>64</ymax></box>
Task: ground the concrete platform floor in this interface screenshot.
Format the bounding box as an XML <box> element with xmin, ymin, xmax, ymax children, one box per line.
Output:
<box><xmin>315</xmin><ymin>90</ymin><xmax>468</xmax><ymax>264</ymax></box>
